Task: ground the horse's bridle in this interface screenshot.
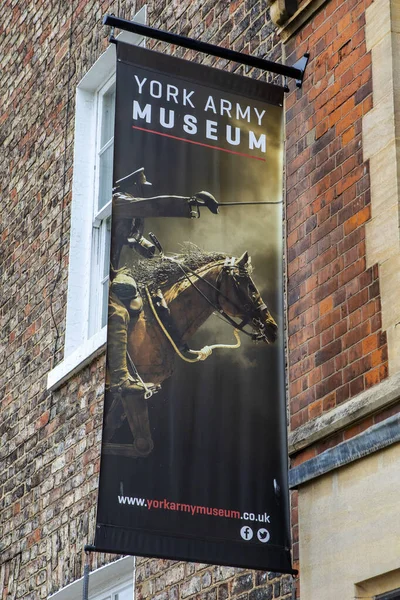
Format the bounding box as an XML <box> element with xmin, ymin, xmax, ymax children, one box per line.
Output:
<box><xmin>216</xmin><ymin>257</ymin><xmax>274</xmax><ymax>341</ymax></box>
<box><xmin>164</xmin><ymin>255</ymin><xmax>272</xmax><ymax>342</ymax></box>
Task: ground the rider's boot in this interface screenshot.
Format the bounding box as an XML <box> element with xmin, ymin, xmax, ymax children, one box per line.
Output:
<box><xmin>107</xmin><ymin>302</ymin><xmax>159</xmax><ymax>395</ymax></box>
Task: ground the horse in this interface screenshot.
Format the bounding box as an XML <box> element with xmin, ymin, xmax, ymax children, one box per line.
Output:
<box><xmin>102</xmin><ymin>247</ymin><xmax>278</xmax><ymax>458</ymax></box>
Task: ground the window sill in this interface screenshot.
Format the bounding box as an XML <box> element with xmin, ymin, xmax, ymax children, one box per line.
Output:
<box><xmin>48</xmin><ymin>556</ymin><xmax>134</xmax><ymax>599</ymax></box>
<box><xmin>278</xmin><ymin>0</ymin><xmax>329</xmax><ymax>41</ymax></box>
<box><xmin>47</xmin><ymin>327</ymin><xmax>107</xmax><ymax>392</ymax></box>
<box><xmin>288</xmin><ymin>371</ymin><xmax>400</xmax><ymax>455</ymax></box>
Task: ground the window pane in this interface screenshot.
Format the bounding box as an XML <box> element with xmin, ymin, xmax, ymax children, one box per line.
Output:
<box><xmin>103</xmin><ymin>217</ymin><xmax>112</xmax><ymax>278</ymax></box>
<box><xmin>114</xmin><ymin>584</ymin><xmax>133</xmax><ymax>600</ymax></box>
<box><xmin>101</xmin><ymin>280</ymin><xmax>109</xmax><ymax>329</ymax></box>
<box><xmin>98</xmin><ymin>144</ymin><xmax>113</xmax><ymax>211</ymax></box>
<box><xmin>101</xmin><ymin>83</ymin><xmax>116</xmax><ymax>148</ymax></box>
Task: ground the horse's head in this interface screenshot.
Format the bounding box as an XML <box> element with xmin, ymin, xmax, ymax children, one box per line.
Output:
<box><xmin>217</xmin><ymin>252</ymin><xmax>278</xmax><ymax>344</ymax></box>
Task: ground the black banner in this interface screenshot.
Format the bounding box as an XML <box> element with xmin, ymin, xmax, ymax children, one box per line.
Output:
<box><xmin>95</xmin><ymin>41</ymin><xmax>293</xmax><ymax>573</ymax></box>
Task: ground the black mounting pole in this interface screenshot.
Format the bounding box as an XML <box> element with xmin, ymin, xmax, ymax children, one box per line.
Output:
<box><xmin>82</xmin><ymin>546</ymin><xmax>95</xmax><ymax>600</ymax></box>
<box><xmin>103</xmin><ymin>15</ymin><xmax>309</xmax><ymax>88</ymax></box>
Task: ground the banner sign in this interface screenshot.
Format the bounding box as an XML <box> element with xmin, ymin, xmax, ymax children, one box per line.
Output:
<box><xmin>95</xmin><ymin>41</ymin><xmax>293</xmax><ymax>573</ymax></box>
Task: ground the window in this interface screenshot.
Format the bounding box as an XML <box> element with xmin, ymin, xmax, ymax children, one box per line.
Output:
<box><xmin>48</xmin><ymin>556</ymin><xmax>134</xmax><ymax>600</ymax></box>
<box><xmin>91</xmin><ymin>580</ymin><xmax>133</xmax><ymax>600</ymax></box>
<box><xmin>376</xmin><ymin>590</ymin><xmax>400</xmax><ymax>600</ymax></box>
<box><xmin>89</xmin><ymin>76</ymin><xmax>115</xmax><ymax>337</ymax></box>
<box><xmin>47</xmin><ymin>8</ymin><xmax>146</xmax><ymax>391</ymax></box>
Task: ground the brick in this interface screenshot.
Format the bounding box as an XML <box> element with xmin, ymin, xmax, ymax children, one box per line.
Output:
<box><xmin>338</xmin><ymin>257</ymin><xmax>366</xmax><ymax>286</ymax></box>
<box><xmin>362</xmin><ymin>333</ymin><xmax>379</xmax><ymax>355</ymax></box>
<box><xmin>217</xmin><ymin>584</ymin><xmax>229</xmax><ymax>600</ymax></box>
<box><xmin>308</xmin><ymin>335</ymin><xmax>321</xmax><ymax>355</ymax></box>
<box><xmin>344</xmin><ymin>320</ymin><xmax>371</xmax><ymax>349</ymax></box>
<box><xmin>342</xmin><ymin>205</ymin><xmax>369</xmax><ymax>236</ymax></box>
<box><xmin>364</xmin><ymin>367</ymin><xmax>380</xmax><ymax>389</ymax></box>
<box><xmin>290</xmin><ymin>408</ymin><xmax>309</xmax><ymax>430</ymax></box>
<box><xmin>248</xmin><ymin>588</ymin><xmax>273</xmax><ymax>600</ymax></box>
<box><xmin>371</xmin><ymin>346</ymin><xmax>388</xmax><ymax>367</ymax></box>
<box><xmin>343</xmin><ymin>355</ymin><xmax>371</xmax><ymax>383</ymax></box>
<box><xmin>316</xmin><ymin>372</ymin><xmax>343</xmax><ymax>399</ymax></box>
<box><xmin>343</xmin><ymin>416</ymin><xmax>374</xmax><ymax>440</ymax></box>
<box><xmin>315</xmin><ymin>308</ymin><xmax>341</xmax><ymax>334</ymax></box>
<box><xmin>322</xmin><ymin>392</ymin><xmax>336</xmax><ymax>411</ymax></box>
<box><xmin>336</xmin><ymin>383</ymin><xmax>350</xmax><ymax>404</ymax></box>
<box><xmin>308</xmin><ymin>399</ymin><xmax>323</xmax><ymax>419</ymax></box>
<box><xmin>232</xmin><ymin>574</ymin><xmax>253</xmax><ymax>595</ymax></box>
<box><xmin>350</xmin><ymin>375</ymin><xmax>365</xmax><ymax>396</ymax></box>
<box><xmin>315</xmin><ymin>277</ymin><xmax>339</xmax><ymax>303</ymax></box>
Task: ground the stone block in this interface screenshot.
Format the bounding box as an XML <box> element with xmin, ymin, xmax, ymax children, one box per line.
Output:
<box><xmin>387</xmin><ymin>325</ymin><xmax>400</xmax><ymax>374</ymax></box>
<box><xmin>380</xmin><ymin>253</ymin><xmax>400</xmax><ymax>330</ymax></box>
<box><xmin>366</xmin><ymin>0</ymin><xmax>391</xmax><ymax>50</ymax></box>
<box><xmin>363</xmin><ymin>93</ymin><xmax>396</xmax><ymax>160</ymax></box>
<box><xmin>365</xmin><ymin>203</ymin><xmax>400</xmax><ymax>267</ymax></box>
<box><xmin>391</xmin><ymin>0</ymin><xmax>400</xmax><ymax>34</ymax></box>
<box><xmin>368</xmin><ymin>140</ymin><xmax>399</xmax><ymax>214</ymax></box>
<box><xmin>370</xmin><ymin>33</ymin><xmax>395</xmax><ymax>107</ymax></box>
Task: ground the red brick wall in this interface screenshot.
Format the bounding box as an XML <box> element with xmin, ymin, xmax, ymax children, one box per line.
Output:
<box><xmin>285</xmin><ymin>0</ymin><xmax>388</xmax><ymax>447</ymax></box>
<box><xmin>283</xmin><ymin>0</ymin><xmax>391</xmax><ymax>583</ymax></box>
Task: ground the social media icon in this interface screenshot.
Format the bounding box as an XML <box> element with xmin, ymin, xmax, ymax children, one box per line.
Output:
<box><xmin>257</xmin><ymin>528</ymin><xmax>270</xmax><ymax>543</ymax></box>
<box><xmin>240</xmin><ymin>526</ymin><xmax>253</xmax><ymax>541</ymax></box>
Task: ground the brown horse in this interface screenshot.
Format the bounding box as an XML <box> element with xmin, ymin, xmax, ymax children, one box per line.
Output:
<box><xmin>127</xmin><ymin>249</ymin><xmax>277</xmax><ymax>383</ymax></box>
<box><xmin>103</xmin><ymin>248</ymin><xmax>278</xmax><ymax>457</ymax></box>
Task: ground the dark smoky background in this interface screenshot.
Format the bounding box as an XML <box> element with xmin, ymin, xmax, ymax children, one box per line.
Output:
<box><xmin>101</xmin><ymin>65</ymin><xmax>290</xmax><ymax>548</ymax></box>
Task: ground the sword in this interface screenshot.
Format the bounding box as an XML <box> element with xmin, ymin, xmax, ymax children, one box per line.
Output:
<box><xmin>217</xmin><ymin>201</ymin><xmax>283</xmax><ymax>206</ymax></box>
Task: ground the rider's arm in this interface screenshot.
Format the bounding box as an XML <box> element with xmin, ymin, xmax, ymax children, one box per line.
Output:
<box><xmin>113</xmin><ymin>192</ymin><xmax>219</xmax><ymax>219</ymax></box>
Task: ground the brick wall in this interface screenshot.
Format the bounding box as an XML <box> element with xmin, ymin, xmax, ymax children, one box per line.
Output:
<box><xmin>136</xmin><ymin>559</ymin><xmax>293</xmax><ymax>600</ymax></box>
<box><xmin>148</xmin><ymin>0</ymin><xmax>282</xmax><ymax>79</ymax></box>
<box><xmin>0</xmin><ymin>1</ymin><xmax>138</xmax><ymax>597</ymax></box>
<box><xmin>285</xmin><ymin>0</ymin><xmax>388</xmax><ymax>451</ymax></box>
<box><xmin>283</xmin><ymin>0</ymin><xmax>393</xmax><ymax>581</ymax></box>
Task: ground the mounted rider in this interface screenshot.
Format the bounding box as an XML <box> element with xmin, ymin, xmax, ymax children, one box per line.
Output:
<box><xmin>108</xmin><ymin>168</ymin><xmax>219</xmax><ymax>396</ymax></box>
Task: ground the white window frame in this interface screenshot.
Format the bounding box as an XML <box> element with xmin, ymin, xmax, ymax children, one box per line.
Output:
<box><xmin>48</xmin><ymin>556</ymin><xmax>135</xmax><ymax>600</ymax></box>
<box><xmin>47</xmin><ymin>8</ymin><xmax>146</xmax><ymax>392</ymax></box>
<box><xmin>89</xmin><ymin>74</ymin><xmax>115</xmax><ymax>338</ymax></box>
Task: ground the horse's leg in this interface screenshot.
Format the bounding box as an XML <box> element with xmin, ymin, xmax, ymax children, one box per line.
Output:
<box><xmin>120</xmin><ymin>393</ymin><xmax>154</xmax><ymax>456</ymax></box>
<box><xmin>102</xmin><ymin>391</ymin><xmax>154</xmax><ymax>457</ymax></box>
<box><xmin>103</xmin><ymin>394</ymin><xmax>126</xmax><ymax>441</ymax></box>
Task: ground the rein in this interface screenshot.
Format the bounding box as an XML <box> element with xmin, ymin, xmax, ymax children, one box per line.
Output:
<box><xmin>145</xmin><ymin>287</ymin><xmax>241</xmax><ymax>363</ymax></box>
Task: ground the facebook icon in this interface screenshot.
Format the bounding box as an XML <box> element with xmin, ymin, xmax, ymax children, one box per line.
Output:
<box><xmin>240</xmin><ymin>526</ymin><xmax>254</xmax><ymax>541</ymax></box>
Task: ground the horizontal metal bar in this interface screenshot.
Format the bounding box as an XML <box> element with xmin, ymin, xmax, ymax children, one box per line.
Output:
<box><xmin>103</xmin><ymin>14</ymin><xmax>307</xmax><ymax>84</ymax></box>
<box><xmin>218</xmin><ymin>201</ymin><xmax>283</xmax><ymax>206</ymax></box>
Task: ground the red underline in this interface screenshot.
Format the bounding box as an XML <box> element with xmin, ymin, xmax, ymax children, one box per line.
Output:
<box><xmin>131</xmin><ymin>125</ymin><xmax>266</xmax><ymax>162</ymax></box>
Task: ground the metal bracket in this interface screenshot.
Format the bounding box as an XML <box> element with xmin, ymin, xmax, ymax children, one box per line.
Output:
<box><xmin>103</xmin><ymin>14</ymin><xmax>309</xmax><ymax>89</ymax></box>
<box><xmin>293</xmin><ymin>53</ymin><xmax>310</xmax><ymax>88</ymax></box>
